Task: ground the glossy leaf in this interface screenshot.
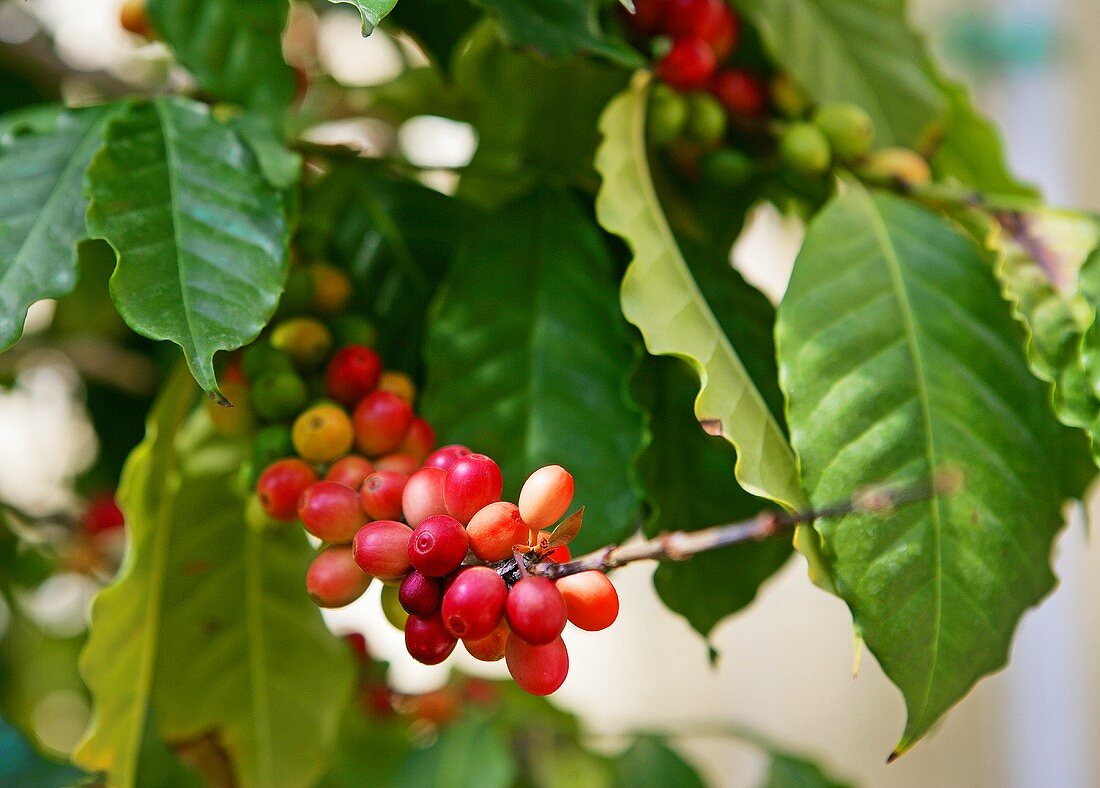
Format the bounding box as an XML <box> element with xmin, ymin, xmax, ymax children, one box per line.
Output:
<box><xmin>422</xmin><ymin>190</ymin><xmax>644</xmax><ymax>552</ymax></box>
<box><xmin>776</xmin><ymin>185</ymin><xmax>1087</xmax><ymax>754</ymax></box>
<box><xmin>394</xmin><ymin>715</ymin><xmax>515</xmax><ymax>788</ymax></box>
<box><xmin>764</xmin><ymin>752</ymin><xmax>851</xmax><ymax>788</ymax></box>
<box><xmin>328</xmin><ymin>0</ymin><xmax>399</xmax><ymax>35</ymax></box>
<box><xmin>594</xmin><ymin>73</ymin><xmax>806</xmax><ymax>514</ymax></box>
<box><xmin>149</xmin><ymin>0</ymin><xmax>294</xmax><ymax>110</ymax></box>
<box><xmin>735</xmin><ymin>0</ymin><xmax>944</xmax><ymax>146</ymax></box>
<box><xmin>614</xmin><ymin>736</ymin><xmax>704</xmax><ymax>788</ymax></box>
<box><xmin>74</xmin><ymin>368</ymin><xmax>354</xmax><ymax>787</ymax></box>
<box><xmin>0</xmin><ymin>104</ymin><xmax>114</xmax><ymax>348</ymax></box>
<box><xmin>472</xmin><ymin>0</ymin><xmax>642</xmax><ymax>65</ymax></box>
<box><xmin>84</xmin><ymin>97</ymin><xmax>289</xmax><ymax>400</ymax></box>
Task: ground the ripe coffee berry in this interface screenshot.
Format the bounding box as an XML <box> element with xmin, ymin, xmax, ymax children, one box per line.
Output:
<box><xmin>442</xmin><ymin>567</ymin><xmax>507</xmax><ymax>640</ymax></box>
<box><xmin>399</xmin><ymin>570</ymin><xmax>444</xmax><ymax>616</ymax></box>
<box><xmin>292</xmin><ymin>404</ymin><xmax>354</xmax><ymax>464</ymax></box>
<box><xmin>306</xmin><ymin>545</ymin><xmax>371</xmax><ymax>608</ymax></box>
<box><xmin>466</xmin><ymin>502</ymin><xmax>527</xmax><ymax>562</ymax></box>
<box><xmin>409</xmin><ymin>515</ymin><xmax>468</xmax><ymax>577</ymax></box>
<box><xmin>298</xmin><ymin>481</ymin><xmax>367</xmax><ymax>543</ymax></box>
<box><xmin>402</xmin><ymin>467</ymin><xmax>449</xmax><ymax>528</ymax></box>
<box><xmin>82</xmin><ymin>492</ymin><xmax>125</xmax><ymax>537</ymax></box>
<box><xmin>712</xmin><ymin>69</ymin><xmax>768</xmax><ymax>117</ymax></box>
<box><xmin>378</xmin><ymin>370</ymin><xmax>416</xmax><ymax>403</ymax></box>
<box><xmin>353</xmin><ymin>391</ymin><xmax>414</xmax><ymax>457</ymax></box>
<box><xmin>359</xmin><ymin>471</ymin><xmax>409</xmax><ymax>520</ymax></box>
<box><xmin>463</xmin><ymin>617</ymin><xmax>510</xmax><ymax>662</ymax></box>
<box><xmin>374</xmin><ymin>453</ymin><xmax>419</xmax><ymax>476</ymax></box>
<box><xmin>257</xmin><ymin>459</ymin><xmax>317</xmax><ymax>521</ymax></box>
<box><xmin>325</xmin><ymin>345</ymin><xmax>382</xmax><ymax>408</ymax></box>
<box><xmin>443</xmin><ymin>454</ymin><xmax>503</xmax><ymax>524</ymax></box>
<box><xmin>518</xmin><ymin>465</ymin><xmax>574</xmax><ymax>530</ymax></box>
<box><xmin>505</xmin><ymin>635</ymin><xmax>569</xmax><ymax>696</ymax></box>
<box><xmin>656</xmin><ymin>38</ymin><xmax>716</xmax><ymax>91</ymax></box>
<box><xmin>665</xmin><ymin>0</ymin><xmax>739</xmax><ymax>59</ymax></box>
<box><xmin>422</xmin><ymin>444</ymin><xmax>472</xmax><ymax>472</ymax></box>
<box><xmin>398</xmin><ymin>418</ymin><xmax>436</xmax><ymax>463</ymax></box>
<box><xmin>623</xmin><ymin>0</ymin><xmax>667</xmax><ymax>34</ymax></box>
<box><xmin>405</xmin><ymin>613</ymin><xmax>457</xmax><ymax>665</ymax></box>
<box><xmin>325</xmin><ymin>455</ymin><xmax>375</xmax><ymax>489</ymax></box>
<box><xmin>505</xmin><ymin>576</ymin><xmax>567</xmax><ymax>646</ymax></box>
<box><xmin>352</xmin><ymin>520</ymin><xmax>413</xmax><ymax>580</ymax></box>
<box><xmin>555</xmin><ymin>571</ymin><xmax>619</xmax><ymax>631</ymax></box>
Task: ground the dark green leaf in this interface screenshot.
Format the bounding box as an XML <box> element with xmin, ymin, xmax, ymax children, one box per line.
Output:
<box><xmin>388</xmin><ymin>0</ymin><xmax>481</xmax><ymax>65</ymax></box>
<box><xmin>734</xmin><ymin>0</ymin><xmax>944</xmax><ymax>146</ymax></box>
<box><xmin>471</xmin><ymin>0</ymin><xmax>642</xmax><ymax>65</ymax></box>
<box><xmin>85</xmin><ymin>97</ymin><xmax>289</xmax><ymax>399</ymax></box>
<box><xmin>149</xmin><ymin>0</ymin><xmax>294</xmax><ymax>110</ymax></box>
<box><xmin>775</xmin><ymin>185</ymin><xmax>1086</xmax><ymax>754</ymax></box>
<box><xmin>230</xmin><ymin>114</ymin><xmax>303</xmax><ymax>191</ymax></box>
<box><xmin>329</xmin><ymin>0</ymin><xmax>400</xmax><ymax>35</ymax></box>
<box><xmin>394</xmin><ymin>714</ymin><xmax>515</xmax><ymax>788</ymax></box>
<box><xmin>0</xmin><ymin>104</ymin><xmax>114</xmax><ymax>348</ymax></box>
<box><xmin>422</xmin><ymin>190</ymin><xmax>644</xmax><ymax>552</ymax></box>
<box><xmin>317</xmin><ymin>703</ymin><xmax>412</xmax><ymax>787</ymax></box>
<box><xmin>614</xmin><ymin>736</ymin><xmax>705</xmax><ymax>788</ymax></box>
<box><xmin>762</xmin><ymin>751</ymin><xmax>851</xmax><ymax>788</ymax></box>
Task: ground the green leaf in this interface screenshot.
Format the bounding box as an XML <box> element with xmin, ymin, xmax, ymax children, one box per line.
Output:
<box><xmin>328</xmin><ymin>0</ymin><xmax>399</xmax><ymax>35</ymax></box>
<box><xmin>394</xmin><ymin>714</ymin><xmax>515</xmax><ymax>788</ymax></box>
<box><xmin>297</xmin><ymin>161</ymin><xmax>473</xmax><ymax>379</ymax></box>
<box><xmin>318</xmin><ymin>704</ymin><xmax>412</xmax><ymax>787</ymax></box>
<box><xmin>763</xmin><ymin>752</ymin><xmax>852</xmax><ymax>788</ymax></box>
<box><xmin>230</xmin><ymin>114</ymin><xmax>302</xmax><ymax>192</ymax></box>
<box><xmin>614</xmin><ymin>736</ymin><xmax>705</xmax><ymax>788</ymax></box>
<box><xmin>734</xmin><ymin>0</ymin><xmax>944</xmax><ymax>146</ymax></box>
<box><xmin>74</xmin><ymin>367</ymin><xmax>354</xmax><ymax>787</ymax></box>
<box><xmin>471</xmin><ymin>0</ymin><xmax>642</xmax><ymax>65</ymax></box>
<box><xmin>422</xmin><ymin>190</ymin><xmax>644</xmax><ymax>552</ymax></box>
<box><xmin>84</xmin><ymin>97</ymin><xmax>289</xmax><ymax>400</ymax></box>
<box><xmin>775</xmin><ymin>185</ymin><xmax>1086</xmax><ymax>754</ymax></box>
<box><xmin>148</xmin><ymin>0</ymin><xmax>294</xmax><ymax>111</ymax></box>
<box><xmin>0</xmin><ymin>104</ymin><xmax>114</xmax><ymax>348</ymax></box>
<box><xmin>388</xmin><ymin>0</ymin><xmax>481</xmax><ymax>66</ymax></box>
<box><xmin>594</xmin><ymin>74</ymin><xmax>806</xmax><ymax>513</ymax></box>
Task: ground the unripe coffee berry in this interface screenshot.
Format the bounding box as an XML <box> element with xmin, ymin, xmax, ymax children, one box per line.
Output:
<box><xmin>505</xmin><ymin>635</ymin><xmax>569</xmax><ymax>696</ymax></box>
<box><xmin>648</xmin><ymin>82</ymin><xmax>689</xmax><ymax>147</ymax></box>
<box><xmin>505</xmin><ymin>576</ymin><xmax>567</xmax><ymax>646</ymax></box>
<box><xmin>409</xmin><ymin>515</ymin><xmax>468</xmax><ymax>577</ymax></box>
<box><xmin>813</xmin><ymin>102</ymin><xmax>875</xmax><ymax>163</ymax></box>
<box><xmin>298</xmin><ymin>481</ymin><xmax>367</xmax><ymax>543</ymax></box>
<box><xmin>380</xmin><ymin>584</ymin><xmax>409</xmax><ymax>630</ymax></box>
<box><xmin>256</xmin><ymin>458</ymin><xmax>317</xmax><ymax>521</ymax></box>
<box><xmin>405</xmin><ymin>613</ymin><xmax>457</xmax><ymax>665</ymax></box>
<box><xmin>352</xmin><ymin>520</ymin><xmax>413</xmax><ymax>580</ymax></box>
<box><xmin>518</xmin><ymin>465</ymin><xmax>574</xmax><ymax>530</ymax></box>
<box><xmin>378</xmin><ymin>371</ymin><xmax>416</xmax><ymax>403</ymax></box>
<box><xmin>353</xmin><ymin>391</ymin><xmax>414</xmax><ymax>457</ymax></box>
<box><xmin>250</xmin><ymin>372</ymin><xmax>308</xmax><ymax>422</ymax></box>
<box><xmin>555</xmin><ymin>571</ymin><xmax>619</xmax><ymax>631</ymax></box>
<box><xmin>466</xmin><ymin>501</ymin><xmax>527</xmax><ymax>562</ymax></box>
<box><xmin>325</xmin><ymin>345</ymin><xmax>382</xmax><ymax>408</ymax></box>
<box><xmin>307</xmin><ymin>262</ymin><xmax>352</xmax><ymax>315</ymax></box>
<box><xmin>398</xmin><ymin>570</ymin><xmax>444</xmax><ymax>616</ymax></box>
<box><xmin>359</xmin><ymin>471</ymin><xmax>409</xmax><ymax>521</ymax></box>
<box><xmin>442</xmin><ymin>567</ymin><xmax>506</xmax><ymax>640</ymax></box>
<box><xmin>306</xmin><ymin>545</ymin><xmax>372</xmax><ymax>608</ymax></box>
<box><xmin>443</xmin><ymin>453</ymin><xmax>503</xmax><ymax>524</ymax></box>
<box><xmin>779</xmin><ymin>122</ymin><xmax>832</xmax><ymax>177</ymax></box>
<box><xmin>292</xmin><ymin>404</ymin><xmax>354</xmax><ymax>464</ymax></box>
<box><xmin>270</xmin><ymin>317</ymin><xmax>332</xmax><ymax>369</ymax></box>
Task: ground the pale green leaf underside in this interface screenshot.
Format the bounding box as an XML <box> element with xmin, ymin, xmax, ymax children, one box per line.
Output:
<box><xmin>734</xmin><ymin>0</ymin><xmax>944</xmax><ymax>147</ymax></box>
<box><xmin>594</xmin><ymin>73</ymin><xmax>805</xmax><ymax>514</ymax></box>
<box><xmin>74</xmin><ymin>368</ymin><xmax>353</xmax><ymax>787</ymax></box>
<box><xmin>149</xmin><ymin>0</ymin><xmax>294</xmax><ymax>110</ymax></box>
<box><xmin>777</xmin><ymin>185</ymin><xmax>1075</xmax><ymax>753</ymax></box>
<box><xmin>422</xmin><ymin>190</ymin><xmax>643</xmax><ymax>553</ymax></box>
<box><xmin>85</xmin><ymin>97</ymin><xmax>289</xmax><ymax>399</ymax></box>
<box><xmin>0</xmin><ymin>104</ymin><xmax>113</xmax><ymax>348</ymax></box>
<box><xmin>327</xmin><ymin>0</ymin><xmax>399</xmax><ymax>35</ymax></box>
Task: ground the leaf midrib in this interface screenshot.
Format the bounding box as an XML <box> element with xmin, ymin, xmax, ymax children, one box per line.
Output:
<box><xmin>859</xmin><ymin>188</ymin><xmax>944</xmax><ymax>735</ymax></box>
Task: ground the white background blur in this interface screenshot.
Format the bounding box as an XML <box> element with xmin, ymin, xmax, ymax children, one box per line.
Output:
<box><xmin>2</xmin><ymin>0</ymin><xmax>1100</xmax><ymax>785</ymax></box>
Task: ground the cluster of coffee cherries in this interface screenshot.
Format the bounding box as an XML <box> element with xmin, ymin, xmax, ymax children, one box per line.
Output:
<box><xmin>621</xmin><ymin>0</ymin><xmax>933</xmax><ymax>189</ymax></box>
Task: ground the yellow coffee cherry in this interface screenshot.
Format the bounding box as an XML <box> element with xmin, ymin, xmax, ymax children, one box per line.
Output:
<box><xmin>308</xmin><ymin>262</ymin><xmax>353</xmax><ymax>315</ymax></box>
<box><xmin>292</xmin><ymin>403</ymin><xmax>354</xmax><ymax>464</ymax></box>
<box><xmin>858</xmin><ymin>147</ymin><xmax>932</xmax><ymax>186</ymax></box>
<box><xmin>205</xmin><ymin>379</ymin><xmax>255</xmax><ymax>437</ymax></box>
<box><xmin>270</xmin><ymin>316</ymin><xmax>332</xmax><ymax>369</ymax></box>
<box><xmin>378</xmin><ymin>371</ymin><xmax>416</xmax><ymax>404</ymax></box>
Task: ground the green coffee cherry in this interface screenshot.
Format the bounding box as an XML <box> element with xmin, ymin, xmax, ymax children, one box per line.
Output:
<box><xmin>242</xmin><ymin>341</ymin><xmax>294</xmax><ymax>382</ymax></box>
<box><xmin>770</xmin><ymin>74</ymin><xmax>810</xmax><ymax>119</ymax></box>
<box><xmin>685</xmin><ymin>92</ymin><xmax>727</xmax><ymax>145</ymax></box>
<box><xmin>250</xmin><ymin>371</ymin><xmax>308</xmax><ymax>421</ymax></box>
<box><xmin>205</xmin><ymin>379</ymin><xmax>254</xmax><ymax>437</ymax></box>
<box><xmin>647</xmin><ymin>83</ymin><xmax>689</xmax><ymax>147</ymax></box>
<box><xmin>857</xmin><ymin>147</ymin><xmax>932</xmax><ymax>186</ymax></box>
<box><xmin>253</xmin><ymin>425</ymin><xmax>295</xmax><ymax>470</ymax></box>
<box><xmin>701</xmin><ymin>149</ymin><xmax>756</xmax><ymax>188</ymax></box>
<box><xmin>779</xmin><ymin>122</ymin><xmax>832</xmax><ymax>177</ymax></box>
<box><xmin>234</xmin><ymin>461</ymin><xmax>255</xmax><ymax>497</ymax></box>
<box><xmin>381</xmin><ymin>583</ymin><xmax>409</xmax><ymax>629</ymax></box>
<box><xmin>813</xmin><ymin>102</ymin><xmax>875</xmax><ymax>163</ymax></box>
<box><xmin>270</xmin><ymin>317</ymin><xmax>333</xmax><ymax>369</ymax></box>
<box><xmin>245</xmin><ymin>495</ymin><xmax>282</xmax><ymax>533</ymax></box>
<box><xmin>330</xmin><ymin>315</ymin><xmax>378</xmax><ymax>348</ymax></box>
<box><xmin>274</xmin><ymin>266</ymin><xmax>314</xmax><ymax>318</ymax></box>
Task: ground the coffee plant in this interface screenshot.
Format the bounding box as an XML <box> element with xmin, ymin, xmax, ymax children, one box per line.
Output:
<box><xmin>0</xmin><ymin>0</ymin><xmax>1096</xmax><ymax>784</ymax></box>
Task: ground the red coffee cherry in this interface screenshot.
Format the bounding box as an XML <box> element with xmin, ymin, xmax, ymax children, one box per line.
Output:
<box><xmin>409</xmin><ymin>515</ymin><xmax>468</xmax><ymax>577</ymax></box>
<box><xmin>466</xmin><ymin>502</ymin><xmax>528</xmax><ymax>562</ymax></box>
<box><xmin>398</xmin><ymin>570</ymin><xmax>444</xmax><ymax>617</ymax></box>
<box><xmin>256</xmin><ymin>459</ymin><xmax>317</xmax><ymax>521</ymax></box>
<box><xmin>505</xmin><ymin>634</ymin><xmax>569</xmax><ymax>696</ymax></box>
<box><xmin>352</xmin><ymin>520</ymin><xmax>413</xmax><ymax>580</ymax></box>
<box><xmin>534</xmin><ymin>530</ymin><xmax>572</xmax><ymax>564</ymax></box>
<box><xmin>463</xmin><ymin>617</ymin><xmax>510</xmax><ymax>662</ymax></box>
<box><xmin>398</xmin><ymin>418</ymin><xmax>436</xmax><ymax>463</ymax></box>
<box><xmin>342</xmin><ymin>632</ymin><xmax>370</xmax><ymax>661</ymax></box>
<box><xmin>657</xmin><ymin>38</ymin><xmax>716</xmax><ymax>91</ymax></box>
<box><xmin>622</xmin><ymin>0</ymin><xmax>667</xmax><ymax>34</ymax></box>
<box><xmin>443</xmin><ymin>453</ymin><xmax>503</xmax><ymax>524</ymax></box>
<box><xmin>555</xmin><ymin>571</ymin><xmax>619</xmax><ymax>631</ymax></box>
<box><xmin>325</xmin><ymin>345</ymin><xmax>382</xmax><ymax>408</ymax></box>
<box><xmin>712</xmin><ymin>69</ymin><xmax>768</xmax><ymax>117</ymax></box>
<box><xmin>306</xmin><ymin>545</ymin><xmax>372</xmax><ymax>608</ymax></box>
<box><xmin>402</xmin><ymin>467</ymin><xmax>449</xmax><ymax>528</ymax></box>
<box><xmin>665</xmin><ymin>0</ymin><xmax>739</xmax><ymax>59</ymax></box>
<box><xmin>82</xmin><ymin>492</ymin><xmax>125</xmax><ymax>536</ymax></box>
<box><xmin>422</xmin><ymin>444</ymin><xmax>472</xmax><ymax>472</ymax></box>
<box><xmin>518</xmin><ymin>465</ymin><xmax>574</xmax><ymax>530</ymax></box>
<box><xmin>442</xmin><ymin>567</ymin><xmax>506</xmax><ymax>640</ymax></box>
<box><xmin>405</xmin><ymin>613</ymin><xmax>457</xmax><ymax>665</ymax></box>
<box><xmin>352</xmin><ymin>391</ymin><xmax>414</xmax><ymax>457</ymax></box>
<box><xmin>374</xmin><ymin>452</ymin><xmax>419</xmax><ymax>476</ymax></box>
<box><xmin>325</xmin><ymin>455</ymin><xmax>375</xmax><ymax>489</ymax></box>
<box><xmin>505</xmin><ymin>576</ymin><xmax>567</xmax><ymax>646</ymax></box>
<box><xmin>359</xmin><ymin>471</ymin><xmax>409</xmax><ymax>521</ymax></box>
<box><xmin>298</xmin><ymin>481</ymin><xmax>368</xmax><ymax>543</ymax></box>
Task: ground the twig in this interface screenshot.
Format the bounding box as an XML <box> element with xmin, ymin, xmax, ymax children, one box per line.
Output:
<box><xmin>530</xmin><ymin>472</ymin><xmax>959</xmax><ymax>581</ymax></box>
